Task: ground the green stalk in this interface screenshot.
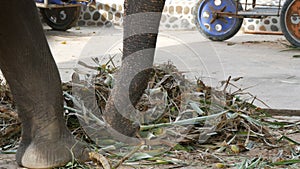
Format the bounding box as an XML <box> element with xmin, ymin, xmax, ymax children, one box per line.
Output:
<box><xmin>140</xmin><ymin>110</ymin><xmax>228</xmax><ymax>131</ymax></box>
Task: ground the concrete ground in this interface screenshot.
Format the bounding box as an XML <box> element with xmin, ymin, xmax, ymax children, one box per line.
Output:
<box><xmin>0</xmin><ymin>25</ymin><xmax>299</xmax><ymax>169</ymax></box>
<box><xmin>46</xmin><ymin>26</ymin><xmax>300</xmax><ymax>110</ymax></box>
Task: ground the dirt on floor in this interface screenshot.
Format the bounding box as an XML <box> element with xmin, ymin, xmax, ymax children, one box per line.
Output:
<box><xmin>0</xmin><ymin>154</ymin><xmax>20</xmax><ymax>169</ymax></box>
<box><xmin>1</xmin><ymin>38</ymin><xmax>300</xmax><ymax>168</ymax></box>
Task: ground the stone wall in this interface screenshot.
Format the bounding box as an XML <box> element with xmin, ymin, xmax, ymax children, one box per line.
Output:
<box><xmin>241</xmin><ymin>0</ymin><xmax>284</xmax><ymax>33</ymax></box>
<box><xmin>77</xmin><ymin>0</ymin><xmax>282</xmax><ymax>33</ymax></box>
<box><xmin>77</xmin><ymin>0</ymin><xmax>198</xmax><ymax>30</ymax></box>
<box><xmin>77</xmin><ymin>0</ymin><xmax>123</xmax><ymax>27</ymax></box>
<box><xmin>160</xmin><ymin>0</ymin><xmax>197</xmax><ymax>30</ymax></box>
<box><xmin>243</xmin><ymin>17</ymin><xmax>281</xmax><ymax>33</ymax></box>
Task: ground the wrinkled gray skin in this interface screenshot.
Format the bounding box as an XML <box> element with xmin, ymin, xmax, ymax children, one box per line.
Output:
<box><xmin>0</xmin><ymin>1</ymin><xmax>88</xmax><ymax>168</ymax></box>
<box><xmin>0</xmin><ymin>0</ymin><xmax>165</xmax><ymax>168</ymax></box>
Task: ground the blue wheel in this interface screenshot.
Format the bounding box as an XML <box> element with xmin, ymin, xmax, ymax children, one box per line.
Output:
<box><xmin>194</xmin><ymin>0</ymin><xmax>243</xmax><ymax>41</ymax></box>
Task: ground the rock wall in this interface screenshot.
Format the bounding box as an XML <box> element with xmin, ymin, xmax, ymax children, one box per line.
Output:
<box><xmin>243</xmin><ymin>17</ymin><xmax>282</xmax><ymax>33</ymax></box>
<box><xmin>77</xmin><ymin>0</ymin><xmax>123</xmax><ymax>27</ymax></box>
<box><xmin>76</xmin><ymin>0</ymin><xmax>282</xmax><ymax>33</ymax></box>
<box><xmin>77</xmin><ymin>0</ymin><xmax>198</xmax><ymax>30</ymax></box>
<box><xmin>241</xmin><ymin>0</ymin><xmax>284</xmax><ymax>33</ymax></box>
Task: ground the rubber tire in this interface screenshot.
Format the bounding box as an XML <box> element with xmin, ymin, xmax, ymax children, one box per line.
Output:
<box><xmin>193</xmin><ymin>0</ymin><xmax>243</xmax><ymax>41</ymax></box>
<box><xmin>280</xmin><ymin>0</ymin><xmax>300</xmax><ymax>47</ymax></box>
<box><xmin>40</xmin><ymin>6</ymin><xmax>81</xmax><ymax>31</ymax></box>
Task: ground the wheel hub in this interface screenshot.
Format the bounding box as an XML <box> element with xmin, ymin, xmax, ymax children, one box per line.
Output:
<box><xmin>290</xmin><ymin>14</ymin><xmax>300</xmax><ymax>25</ymax></box>
<box><xmin>59</xmin><ymin>10</ymin><xmax>67</xmax><ymax>20</ymax></box>
<box><xmin>210</xmin><ymin>6</ymin><xmax>227</xmax><ymax>25</ymax></box>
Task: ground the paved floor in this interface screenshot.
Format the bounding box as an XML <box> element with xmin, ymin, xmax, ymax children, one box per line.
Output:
<box><xmin>0</xmin><ymin>24</ymin><xmax>299</xmax><ymax>169</ymax></box>
<box><xmin>45</xmin><ymin>26</ymin><xmax>300</xmax><ymax>110</ymax></box>
<box><xmin>0</xmin><ymin>154</ymin><xmax>20</xmax><ymax>169</ymax></box>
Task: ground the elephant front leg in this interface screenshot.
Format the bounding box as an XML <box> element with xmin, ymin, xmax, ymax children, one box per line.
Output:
<box><xmin>104</xmin><ymin>0</ymin><xmax>166</xmax><ymax>137</ymax></box>
<box><xmin>0</xmin><ymin>1</ymin><xmax>88</xmax><ymax>168</ymax></box>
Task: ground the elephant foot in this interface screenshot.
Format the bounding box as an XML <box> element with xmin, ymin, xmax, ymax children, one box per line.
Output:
<box><xmin>17</xmin><ymin>136</ymin><xmax>89</xmax><ymax>168</ymax></box>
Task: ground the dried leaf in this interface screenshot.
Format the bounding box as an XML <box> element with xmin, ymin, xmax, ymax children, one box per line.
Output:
<box><xmin>89</xmin><ymin>152</ymin><xmax>111</xmax><ymax>169</ymax></box>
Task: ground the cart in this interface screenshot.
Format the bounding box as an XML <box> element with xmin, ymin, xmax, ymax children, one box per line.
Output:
<box><xmin>36</xmin><ymin>0</ymin><xmax>89</xmax><ymax>31</ymax></box>
<box><xmin>193</xmin><ymin>0</ymin><xmax>300</xmax><ymax>47</ymax></box>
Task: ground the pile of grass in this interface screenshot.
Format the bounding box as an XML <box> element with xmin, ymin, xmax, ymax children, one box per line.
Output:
<box><xmin>1</xmin><ymin>59</ymin><xmax>300</xmax><ymax>168</ymax></box>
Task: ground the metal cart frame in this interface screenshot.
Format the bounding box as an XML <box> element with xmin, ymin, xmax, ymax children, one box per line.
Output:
<box><xmin>194</xmin><ymin>0</ymin><xmax>300</xmax><ymax>46</ymax></box>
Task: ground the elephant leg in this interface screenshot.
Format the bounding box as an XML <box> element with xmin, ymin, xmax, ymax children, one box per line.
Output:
<box><xmin>104</xmin><ymin>0</ymin><xmax>166</xmax><ymax>137</ymax></box>
<box><xmin>0</xmin><ymin>1</ymin><xmax>87</xmax><ymax>168</ymax></box>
